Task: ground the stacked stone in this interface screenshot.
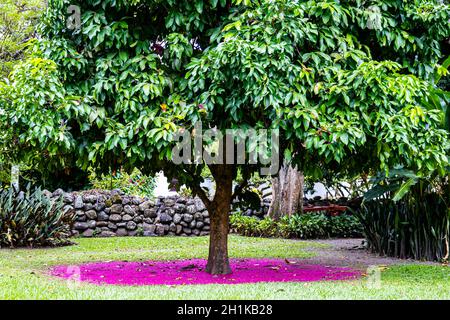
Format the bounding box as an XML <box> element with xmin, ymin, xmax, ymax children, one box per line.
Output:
<box><xmin>49</xmin><ymin>189</ymin><xmax>211</xmax><ymax>238</ymax></box>
<box><xmin>231</xmin><ymin>182</ymin><xmax>272</xmax><ymax>218</ymax></box>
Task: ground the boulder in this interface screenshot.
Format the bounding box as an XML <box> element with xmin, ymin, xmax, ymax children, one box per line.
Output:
<box><xmin>97</xmin><ymin>211</ymin><xmax>109</xmax><ymax>221</ymax></box>
<box><xmin>159</xmin><ymin>212</ymin><xmax>173</xmax><ymax>223</ymax></box>
<box><xmin>74</xmin><ymin>196</ymin><xmax>84</xmax><ymax>209</ymax></box>
<box><xmin>73</xmin><ymin>222</ymin><xmax>89</xmax><ymax>231</ymax></box>
<box><xmin>122</xmin><ymin>214</ymin><xmax>133</xmax><ymax>222</ymax></box>
<box><xmin>110</xmin><ymin>204</ymin><xmax>123</xmax><ymax>215</ymax></box>
<box><xmin>109</xmin><ymin>214</ymin><xmax>122</xmax><ymax>222</ymax></box>
<box><xmin>100</xmin><ymin>231</ymin><xmax>116</xmax><ymax>238</ymax></box>
<box><xmin>116</xmin><ymin>228</ymin><xmax>128</xmax><ymax>237</ymax></box>
<box><xmin>82</xmin><ymin>229</ymin><xmax>95</xmax><ymax>237</ymax></box>
<box><xmin>85</xmin><ymin>210</ymin><xmax>97</xmax><ymax>220</ymax></box>
<box><xmin>126</xmin><ymin>221</ymin><xmax>137</xmax><ymax>230</ymax></box>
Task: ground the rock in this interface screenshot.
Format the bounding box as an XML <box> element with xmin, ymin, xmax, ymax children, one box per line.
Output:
<box><xmin>74</xmin><ymin>196</ymin><xmax>84</xmax><ymax>209</ymax></box>
<box><xmin>180</xmin><ymin>221</ymin><xmax>188</xmax><ymax>227</ymax></box>
<box><xmin>128</xmin><ymin>230</ymin><xmax>139</xmax><ymax>237</ymax></box>
<box><xmin>123</xmin><ymin>205</ymin><xmax>136</xmax><ymax>216</ymax></box>
<box><xmin>143</xmin><ymin>218</ymin><xmax>153</xmax><ymax>224</ymax></box>
<box><xmin>155</xmin><ymin>224</ymin><xmax>165</xmax><ymax>235</ymax></box>
<box><xmin>203</xmin><ymin>225</ymin><xmax>210</xmax><ymax>231</ymax></box>
<box><xmin>76</xmin><ymin>215</ymin><xmax>87</xmax><ymax>222</ymax></box>
<box><xmin>176</xmin><ymin>225</ymin><xmax>183</xmax><ymax>235</ymax></box>
<box><xmin>139</xmin><ymin>200</ymin><xmax>154</xmax><ymax>211</ymax></box>
<box><xmin>63</xmin><ymin>193</ymin><xmax>75</xmax><ymax>203</ymax></box>
<box><xmin>189</xmin><ymin>220</ymin><xmax>197</xmax><ymax>229</ymax></box>
<box><xmin>183</xmin><ymin>227</ymin><xmax>192</xmax><ymax>234</ymax></box>
<box><xmin>159</xmin><ymin>212</ymin><xmax>173</xmax><ymax>223</ymax></box>
<box><xmin>165</xmin><ymin>208</ymin><xmax>175</xmax><ymax>216</ymax></box>
<box><xmin>144</xmin><ymin>208</ymin><xmax>157</xmax><ymax>218</ymax></box>
<box><xmin>200</xmin><ymin>231</ymin><xmax>209</xmax><ymax>236</ymax></box>
<box><xmin>195</xmin><ymin>201</ymin><xmax>206</xmax><ymax>212</ymax></box>
<box><xmin>95</xmin><ymin>203</ymin><xmax>105</xmax><ymax>211</ymax></box>
<box><xmin>116</xmin><ymin>228</ymin><xmax>128</xmax><ymax>237</ymax></box>
<box><xmin>143</xmin><ymin>231</ymin><xmax>156</xmax><ymax>237</ymax></box>
<box><xmin>192</xmin><ymin>229</ymin><xmax>200</xmax><ymax>236</ymax></box>
<box><xmin>201</xmin><ymin>210</ymin><xmax>209</xmax><ymax>218</ymax></box>
<box><xmin>183</xmin><ymin>214</ymin><xmax>194</xmax><ymax>223</ymax></box>
<box><xmin>83</xmin><ymin>204</ymin><xmax>94</xmax><ymax>211</ymax></box>
<box><xmin>204</xmin><ymin>218</ymin><xmax>210</xmax><ymax>224</ymax></box>
<box><xmin>73</xmin><ymin>222</ymin><xmax>89</xmax><ymax>231</ymax></box>
<box><xmin>196</xmin><ymin>221</ymin><xmax>204</xmax><ymax>229</ymax></box>
<box><xmin>43</xmin><ymin>190</ymin><xmax>53</xmax><ymax>198</ymax></box>
<box><xmin>173</xmin><ymin>213</ymin><xmax>182</xmax><ymax>224</ymax></box>
<box><xmin>174</xmin><ymin>203</ymin><xmax>186</xmax><ymax>212</ymax></box>
<box><xmin>110</xmin><ymin>204</ymin><xmax>123</xmax><ymax>215</ymax></box>
<box><xmin>97</xmin><ymin>211</ymin><xmax>109</xmax><ymax>221</ymax></box>
<box><xmin>83</xmin><ymin>194</ymin><xmax>98</xmax><ymax>203</ymax></box>
<box><xmin>176</xmin><ymin>197</ymin><xmax>187</xmax><ymax>204</ymax></box>
<box><xmin>133</xmin><ymin>216</ymin><xmax>143</xmax><ymax>223</ymax></box>
<box><xmin>164</xmin><ymin>199</ymin><xmax>176</xmax><ymax>207</ymax></box>
<box><xmin>186</xmin><ymin>205</ymin><xmax>196</xmax><ymax>214</ymax></box>
<box><xmin>109</xmin><ymin>214</ymin><xmax>122</xmax><ymax>222</ymax></box>
<box><xmin>85</xmin><ymin>210</ymin><xmax>97</xmax><ymax>220</ymax></box>
<box><xmin>52</xmin><ymin>189</ymin><xmax>64</xmax><ymax>197</ymax></box>
<box><xmin>194</xmin><ymin>212</ymin><xmax>203</xmax><ymax>220</ymax></box>
<box><xmin>107</xmin><ymin>223</ymin><xmax>118</xmax><ymax>231</ymax></box>
<box><xmin>169</xmin><ymin>223</ymin><xmax>176</xmax><ymax>232</ymax></box>
<box><xmin>126</xmin><ymin>221</ymin><xmax>137</xmax><ymax>230</ymax></box>
<box><xmin>117</xmin><ymin>222</ymin><xmax>126</xmax><ymax>228</ymax></box>
<box><xmin>71</xmin><ymin>230</ymin><xmax>80</xmax><ymax>237</ymax></box>
<box><xmin>96</xmin><ymin>221</ymin><xmax>108</xmax><ymax>227</ymax></box>
<box><xmin>87</xmin><ymin>220</ymin><xmax>97</xmax><ymax>229</ymax></box>
<box><xmin>82</xmin><ymin>229</ymin><xmax>95</xmax><ymax>237</ymax></box>
<box><xmin>122</xmin><ymin>214</ymin><xmax>133</xmax><ymax>222</ymax></box>
<box><xmin>100</xmin><ymin>231</ymin><xmax>116</xmax><ymax>237</ymax></box>
<box><xmin>143</xmin><ymin>224</ymin><xmax>156</xmax><ymax>234</ymax></box>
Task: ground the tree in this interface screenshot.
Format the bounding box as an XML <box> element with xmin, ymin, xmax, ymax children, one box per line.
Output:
<box><xmin>0</xmin><ymin>0</ymin><xmax>43</xmax><ymax>77</ymax></box>
<box><xmin>1</xmin><ymin>0</ymin><xmax>449</xmax><ymax>274</ymax></box>
<box><xmin>268</xmin><ymin>163</ymin><xmax>304</xmax><ymax>220</ymax></box>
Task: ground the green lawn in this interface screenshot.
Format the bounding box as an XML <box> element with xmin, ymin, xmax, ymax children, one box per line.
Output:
<box><xmin>0</xmin><ymin>235</ymin><xmax>448</xmax><ymax>300</ymax></box>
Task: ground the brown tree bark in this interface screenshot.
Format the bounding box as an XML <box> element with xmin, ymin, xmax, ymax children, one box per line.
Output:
<box><xmin>205</xmin><ymin>164</ymin><xmax>234</xmax><ymax>275</ymax></box>
<box><xmin>268</xmin><ymin>164</ymin><xmax>304</xmax><ymax>220</ymax></box>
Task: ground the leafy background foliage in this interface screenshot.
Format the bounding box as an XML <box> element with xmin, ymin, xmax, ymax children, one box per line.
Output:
<box><xmin>0</xmin><ymin>0</ymin><xmax>449</xmax><ymax>192</ymax></box>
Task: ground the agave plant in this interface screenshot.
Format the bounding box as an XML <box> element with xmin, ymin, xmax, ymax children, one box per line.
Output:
<box><xmin>0</xmin><ymin>185</ymin><xmax>75</xmax><ymax>248</ymax></box>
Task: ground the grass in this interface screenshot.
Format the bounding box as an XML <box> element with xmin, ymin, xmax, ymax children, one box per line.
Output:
<box><xmin>0</xmin><ymin>235</ymin><xmax>448</xmax><ymax>300</ymax></box>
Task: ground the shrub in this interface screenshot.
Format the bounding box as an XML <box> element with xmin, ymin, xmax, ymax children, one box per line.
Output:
<box><xmin>89</xmin><ymin>168</ymin><xmax>156</xmax><ymax>198</ymax></box>
<box><xmin>0</xmin><ymin>185</ymin><xmax>74</xmax><ymax>248</ymax></box>
<box><xmin>230</xmin><ymin>212</ymin><xmax>363</xmax><ymax>239</ymax></box>
<box><xmin>355</xmin><ymin>193</ymin><xmax>449</xmax><ymax>261</ymax></box>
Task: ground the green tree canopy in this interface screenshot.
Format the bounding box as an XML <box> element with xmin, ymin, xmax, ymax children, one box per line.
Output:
<box><xmin>1</xmin><ymin>0</ymin><xmax>449</xmax><ymax>273</ymax></box>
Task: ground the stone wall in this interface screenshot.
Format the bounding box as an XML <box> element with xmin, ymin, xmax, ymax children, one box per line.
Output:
<box><xmin>48</xmin><ymin>189</ymin><xmax>211</xmax><ymax>238</ymax></box>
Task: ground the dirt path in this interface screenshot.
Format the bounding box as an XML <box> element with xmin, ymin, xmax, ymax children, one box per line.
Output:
<box><xmin>302</xmin><ymin>238</ymin><xmax>438</xmax><ymax>271</ymax></box>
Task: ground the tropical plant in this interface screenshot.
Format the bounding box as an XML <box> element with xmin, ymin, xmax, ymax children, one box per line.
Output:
<box><xmin>230</xmin><ymin>211</ymin><xmax>363</xmax><ymax>239</ymax></box>
<box><xmin>356</xmin><ymin>192</ymin><xmax>449</xmax><ymax>262</ymax></box>
<box><xmin>0</xmin><ymin>184</ymin><xmax>75</xmax><ymax>248</ymax></box>
<box><xmin>1</xmin><ymin>0</ymin><xmax>449</xmax><ymax>274</ymax></box>
<box><xmin>89</xmin><ymin>168</ymin><xmax>156</xmax><ymax>198</ymax></box>
<box><xmin>0</xmin><ymin>0</ymin><xmax>43</xmax><ymax>77</ymax></box>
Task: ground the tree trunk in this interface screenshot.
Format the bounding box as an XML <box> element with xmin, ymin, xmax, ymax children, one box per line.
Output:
<box><xmin>205</xmin><ymin>164</ymin><xmax>234</xmax><ymax>275</ymax></box>
<box><xmin>268</xmin><ymin>164</ymin><xmax>304</xmax><ymax>220</ymax></box>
